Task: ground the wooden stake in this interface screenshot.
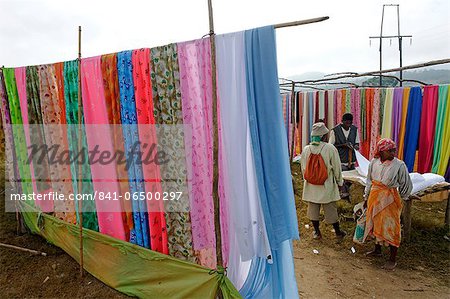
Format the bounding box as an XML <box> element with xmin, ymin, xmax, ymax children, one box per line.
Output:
<box><xmin>77</xmin><ymin>25</ymin><xmax>84</xmax><ymax>278</ymax></box>
<box><xmin>207</xmin><ymin>0</ymin><xmax>223</xmax><ymax>268</ymax></box>
<box><xmin>0</xmin><ymin>242</ymin><xmax>47</xmax><ymax>256</ymax></box>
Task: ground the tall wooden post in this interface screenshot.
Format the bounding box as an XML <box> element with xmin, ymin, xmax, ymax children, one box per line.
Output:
<box><xmin>77</xmin><ymin>25</ymin><xmax>84</xmax><ymax>278</ymax></box>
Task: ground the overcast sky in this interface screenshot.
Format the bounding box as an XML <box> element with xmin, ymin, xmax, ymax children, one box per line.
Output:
<box><xmin>1</xmin><ymin>0</ymin><xmax>449</xmax><ymax>77</ymax></box>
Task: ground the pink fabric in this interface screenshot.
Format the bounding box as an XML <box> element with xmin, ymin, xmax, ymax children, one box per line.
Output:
<box><xmin>369</xmin><ymin>89</ymin><xmax>381</xmax><ymax>159</ymax></box>
<box><xmin>81</xmin><ymin>56</ymin><xmax>126</xmax><ymax>241</ymax></box>
<box><xmin>14</xmin><ymin>67</ymin><xmax>54</xmax><ymax>212</ymax></box>
<box><xmin>178</xmin><ymin>38</ymin><xmax>218</xmax><ymax>267</ymax></box>
<box><xmin>350</xmin><ymin>89</ymin><xmax>357</xmax><ymax>125</ymax></box>
<box><xmin>336</xmin><ymin>89</ymin><xmax>342</xmax><ymax>123</ymax></box>
<box><xmin>418</xmin><ymin>85</ymin><xmax>439</xmax><ymax>173</ymax></box>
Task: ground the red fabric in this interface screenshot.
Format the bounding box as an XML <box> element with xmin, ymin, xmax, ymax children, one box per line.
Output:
<box><xmin>417</xmin><ymin>86</ymin><xmax>439</xmax><ymax>173</ymax></box>
<box><xmin>132</xmin><ymin>48</ymin><xmax>169</xmax><ymax>254</ymax></box>
<box><xmin>324</xmin><ymin>91</ymin><xmax>328</xmax><ymax>125</ymax></box>
<box><xmin>315</xmin><ymin>91</ymin><xmax>320</xmax><ymax>122</ymax></box>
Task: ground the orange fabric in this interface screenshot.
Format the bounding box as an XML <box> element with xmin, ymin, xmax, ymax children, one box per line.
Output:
<box><xmin>397</xmin><ymin>88</ymin><xmax>410</xmax><ymax>160</ymax></box>
<box><xmin>341</xmin><ymin>89</ymin><xmax>346</xmax><ymax>116</ymax></box>
<box><xmin>364</xmin><ymin>180</ymin><xmax>403</xmax><ymax>247</ymax></box>
<box><xmin>100</xmin><ymin>53</ymin><xmax>133</xmax><ymax>239</ymax></box>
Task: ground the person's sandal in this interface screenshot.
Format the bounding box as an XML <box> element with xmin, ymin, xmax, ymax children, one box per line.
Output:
<box><xmin>313</xmin><ymin>231</ymin><xmax>322</xmax><ymax>240</ymax></box>
<box><xmin>365</xmin><ymin>250</ymin><xmax>382</xmax><ymax>258</ymax></box>
<box><xmin>382</xmin><ymin>261</ymin><xmax>397</xmax><ymax>271</ymax></box>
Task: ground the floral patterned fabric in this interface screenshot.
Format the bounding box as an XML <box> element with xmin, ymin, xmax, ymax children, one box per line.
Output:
<box><xmin>38</xmin><ymin>64</ymin><xmax>77</xmax><ymax>224</ymax></box>
<box><xmin>131</xmin><ymin>48</ymin><xmax>168</xmax><ymax>254</ymax></box>
<box><xmin>150</xmin><ymin>43</ymin><xmax>196</xmax><ymax>263</ymax></box>
<box><xmin>101</xmin><ymin>53</ymin><xmax>133</xmax><ymax>239</ymax></box>
<box><xmin>178</xmin><ymin>38</ymin><xmax>217</xmax><ymax>268</ymax></box>
<box><xmin>117</xmin><ymin>50</ymin><xmax>150</xmax><ymax>249</ymax></box>
<box><xmin>63</xmin><ymin>60</ymin><xmax>99</xmax><ymax>231</ymax></box>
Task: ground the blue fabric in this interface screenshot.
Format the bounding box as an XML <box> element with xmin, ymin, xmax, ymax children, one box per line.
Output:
<box><xmin>403</xmin><ymin>86</ymin><xmax>423</xmax><ymax>172</ymax></box>
<box><xmin>243</xmin><ymin>25</ymin><xmax>299</xmax><ymax>299</ymax></box>
<box><xmin>117</xmin><ymin>50</ymin><xmax>150</xmax><ymax>249</ymax></box>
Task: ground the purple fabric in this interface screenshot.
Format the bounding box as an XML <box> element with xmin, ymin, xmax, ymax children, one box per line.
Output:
<box><xmin>391</xmin><ymin>87</ymin><xmax>404</xmax><ymax>147</ymax></box>
<box><xmin>445</xmin><ymin>159</ymin><xmax>450</xmax><ymax>182</ymax></box>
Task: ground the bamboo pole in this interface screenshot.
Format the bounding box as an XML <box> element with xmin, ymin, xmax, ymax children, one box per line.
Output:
<box><xmin>0</xmin><ymin>242</ymin><xmax>48</xmax><ymax>256</ymax></box>
<box><xmin>207</xmin><ymin>0</ymin><xmax>223</xmax><ymax>268</ymax></box>
<box><xmin>273</xmin><ymin>17</ymin><xmax>330</xmax><ymax>29</ymax></box>
<box><xmin>77</xmin><ymin>25</ymin><xmax>84</xmax><ymax>278</ymax></box>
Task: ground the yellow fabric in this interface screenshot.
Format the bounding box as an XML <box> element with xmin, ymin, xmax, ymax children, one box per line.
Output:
<box><xmin>438</xmin><ymin>89</ymin><xmax>450</xmax><ymax>175</ymax></box>
<box><xmin>397</xmin><ymin>88</ymin><xmax>410</xmax><ymax>160</ymax></box>
<box><xmin>19</xmin><ymin>202</ymin><xmax>241</xmax><ymax>299</ymax></box>
<box><xmin>381</xmin><ymin>88</ymin><xmax>393</xmax><ymax>139</ymax></box>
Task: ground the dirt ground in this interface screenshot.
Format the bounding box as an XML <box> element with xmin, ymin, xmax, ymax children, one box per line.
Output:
<box><xmin>0</xmin><ymin>163</ymin><xmax>449</xmax><ymax>298</ymax></box>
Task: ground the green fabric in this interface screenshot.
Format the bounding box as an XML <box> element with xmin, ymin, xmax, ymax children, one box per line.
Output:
<box><xmin>2</xmin><ymin>68</ymin><xmax>33</xmax><ymax>198</ymax></box>
<box><xmin>63</xmin><ymin>60</ymin><xmax>98</xmax><ymax>231</ymax></box>
<box><xmin>19</xmin><ymin>202</ymin><xmax>241</xmax><ymax>299</ymax></box>
<box><xmin>310</xmin><ymin>136</ymin><xmax>322</xmax><ymax>145</ymax></box>
<box><xmin>379</xmin><ymin>88</ymin><xmax>386</xmax><ymax>135</ymax></box>
<box><xmin>431</xmin><ymin>85</ymin><xmax>448</xmax><ymax>173</ymax></box>
<box><xmin>26</xmin><ymin>66</ymin><xmax>52</xmax><ymax>193</ymax></box>
<box><xmin>345</xmin><ymin>89</ymin><xmax>351</xmax><ymax>112</ymax></box>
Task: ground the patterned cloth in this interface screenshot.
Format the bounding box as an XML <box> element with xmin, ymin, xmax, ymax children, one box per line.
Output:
<box><xmin>150</xmin><ymin>43</ymin><xmax>196</xmax><ymax>263</ymax></box>
<box><xmin>374</xmin><ymin>138</ymin><xmax>396</xmax><ymax>158</ymax></box>
<box><xmin>62</xmin><ymin>60</ymin><xmax>99</xmax><ymax>230</ymax></box>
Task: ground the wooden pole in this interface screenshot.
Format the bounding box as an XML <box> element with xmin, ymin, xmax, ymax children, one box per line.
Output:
<box><xmin>207</xmin><ymin>0</ymin><xmax>223</xmax><ymax>268</ymax></box>
<box><xmin>273</xmin><ymin>17</ymin><xmax>329</xmax><ymax>29</ymax></box>
<box><xmin>0</xmin><ymin>242</ymin><xmax>47</xmax><ymax>256</ymax></box>
<box><xmin>77</xmin><ymin>25</ymin><xmax>84</xmax><ymax>278</ymax></box>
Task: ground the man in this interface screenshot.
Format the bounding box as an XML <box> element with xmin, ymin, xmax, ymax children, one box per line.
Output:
<box><xmin>300</xmin><ymin>122</ymin><xmax>346</xmax><ymax>241</ymax></box>
<box><xmin>329</xmin><ymin>113</ymin><xmax>360</xmax><ymax>199</ymax></box>
<box><xmin>363</xmin><ymin>138</ymin><xmax>412</xmax><ymax>270</ymax></box>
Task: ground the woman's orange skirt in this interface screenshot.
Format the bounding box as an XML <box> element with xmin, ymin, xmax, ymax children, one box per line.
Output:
<box><xmin>363</xmin><ymin>180</ymin><xmax>403</xmax><ymax>247</ymax></box>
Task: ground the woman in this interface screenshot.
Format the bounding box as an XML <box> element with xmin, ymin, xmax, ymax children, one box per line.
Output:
<box><xmin>363</xmin><ymin>138</ymin><xmax>413</xmax><ymax>270</ymax></box>
<box><xmin>300</xmin><ymin>122</ymin><xmax>346</xmax><ymax>240</ymax></box>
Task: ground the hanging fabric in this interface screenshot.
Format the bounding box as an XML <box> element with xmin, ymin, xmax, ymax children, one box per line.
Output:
<box><xmin>301</xmin><ymin>92</ymin><xmax>309</xmax><ymax>150</ymax></box>
<box><xmin>100</xmin><ymin>53</ymin><xmax>132</xmax><ymax>238</ymax></box>
<box><xmin>381</xmin><ymin>88</ymin><xmax>394</xmax><ymax>138</ymax></box>
<box><xmin>80</xmin><ymin>56</ymin><xmax>126</xmax><ymax>241</ymax></box>
<box><xmin>131</xmin><ymin>48</ymin><xmax>168</xmax><ymax>254</ymax></box>
<box><xmin>397</xmin><ymin>87</ymin><xmax>410</xmax><ymax>160</ymax></box>
<box><xmin>327</xmin><ymin>90</ymin><xmax>334</xmax><ymax>130</ymax></box>
<box><xmin>150</xmin><ymin>43</ymin><xmax>197</xmax><ymax>263</ymax></box>
<box><xmin>418</xmin><ymin>85</ymin><xmax>439</xmax><ymax>173</ymax></box>
<box><xmin>431</xmin><ymin>85</ymin><xmax>449</xmax><ymax>174</ymax></box>
<box><xmin>391</xmin><ymin>87</ymin><xmax>404</xmax><ymax>148</ymax></box>
<box><xmin>38</xmin><ymin>64</ymin><xmax>77</xmax><ymax>224</ymax></box>
<box><xmin>379</xmin><ymin>88</ymin><xmax>386</xmax><ymax>135</ymax></box>
<box><xmin>177</xmin><ymin>38</ymin><xmax>217</xmax><ymax>268</ymax></box>
<box><xmin>403</xmin><ymin>86</ymin><xmax>423</xmax><ymax>172</ymax></box>
<box><xmin>3</xmin><ymin>69</ymin><xmax>34</xmax><ymax>197</ymax></box>
<box><xmin>243</xmin><ymin>26</ymin><xmax>299</xmax><ymax>298</ymax></box>
<box><xmin>63</xmin><ymin>60</ymin><xmax>99</xmax><ymax>231</ymax></box>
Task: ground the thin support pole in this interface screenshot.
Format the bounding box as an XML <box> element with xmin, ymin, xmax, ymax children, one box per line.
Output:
<box><xmin>77</xmin><ymin>25</ymin><xmax>84</xmax><ymax>278</ymax></box>
<box><xmin>207</xmin><ymin>0</ymin><xmax>223</xmax><ymax>268</ymax></box>
<box><xmin>273</xmin><ymin>17</ymin><xmax>329</xmax><ymax>29</ymax></box>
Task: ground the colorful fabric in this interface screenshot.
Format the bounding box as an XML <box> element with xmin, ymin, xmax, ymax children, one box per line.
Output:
<box><xmin>178</xmin><ymin>38</ymin><xmax>217</xmax><ymax>267</ymax></box>
<box><xmin>63</xmin><ymin>60</ymin><xmax>99</xmax><ymax>231</ymax></box>
<box><xmin>379</xmin><ymin>88</ymin><xmax>386</xmax><ymax>135</ymax></box>
<box><xmin>3</xmin><ymin>68</ymin><xmax>34</xmax><ymax>197</ymax></box>
<box><xmin>437</xmin><ymin>87</ymin><xmax>450</xmax><ymax>175</ymax></box>
<box><xmin>117</xmin><ymin>50</ymin><xmax>150</xmax><ymax>249</ymax></box>
<box><xmin>432</xmin><ymin>85</ymin><xmax>449</xmax><ymax>174</ymax></box>
<box><xmin>397</xmin><ymin>88</ymin><xmax>410</xmax><ymax>160</ymax></box>
<box><xmin>150</xmin><ymin>43</ymin><xmax>197</xmax><ymax>263</ymax></box>
<box><xmin>391</xmin><ymin>87</ymin><xmax>403</xmax><ymax>147</ymax></box>
<box><xmin>363</xmin><ymin>180</ymin><xmax>403</xmax><ymax>247</ymax></box>
<box><xmin>80</xmin><ymin>56</ymin><xmax>126</xmax><ymax>241</ymax></box>
<box><xmin>418</xmin><ymin>86</ymin><xmax>439</xmax><ymax>173</ymax></box>
<box><xmin>403</xmin><ymin>87</ymin><xmax>423</xmax><ymax>172</ymax></box>
<box><xmin>243</xmin><ymin>25</ymin><xmax>298</xmax><ymax>299</ymax></box>
<box><xmin>100</xmin><ymin>54</ymin><xmax>133</xmax><ymax>238</ymax></box>
<box><xmin>369</xmin><ymin>88</ymin><xmax>381</xmax><ymax>159</ymax></box>
<box><xmin>381</xmin><ymin>88</ymin><xmax>393</xmax><ymax>138</ymax></box>
<box><xmin>131</xmin><ymin>48</ymin><xmax>168</xmax><ymax>254</ymax></box>
<box><xmin>38</xmin><ymin>64</ymin><xmax>76</xmax><ymax>224</ymax></box>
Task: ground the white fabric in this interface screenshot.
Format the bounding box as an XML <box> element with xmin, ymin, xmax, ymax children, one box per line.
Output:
<box><xmin>327</xmin><ymin>90</ymin><xmax>335</xmax><ymax>129</ymax></box>
<box><xmin>353</xmin><ymin>151</ymin><xmax>445</xmax><ymax>195</ymax></box>
<box><xmin>216</xmin><ymin>32</ymin><xmax>271</xmax><ymax>289</ymax></box>
<box><xmin>319</xmin><ymin>90</ymin><xmax>325</xmax><ymax>119</ymax></box>
<box><xmin>301</xmin><ymin>92</ymin><xmax>309</xmax><ymax>150</ymax></box>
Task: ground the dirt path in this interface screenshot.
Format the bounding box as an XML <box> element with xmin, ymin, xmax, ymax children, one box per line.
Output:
<box><xmin>294</xmin><ymin>239</ymin><xmax>448</xmax><ymax>298</ymax></box>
